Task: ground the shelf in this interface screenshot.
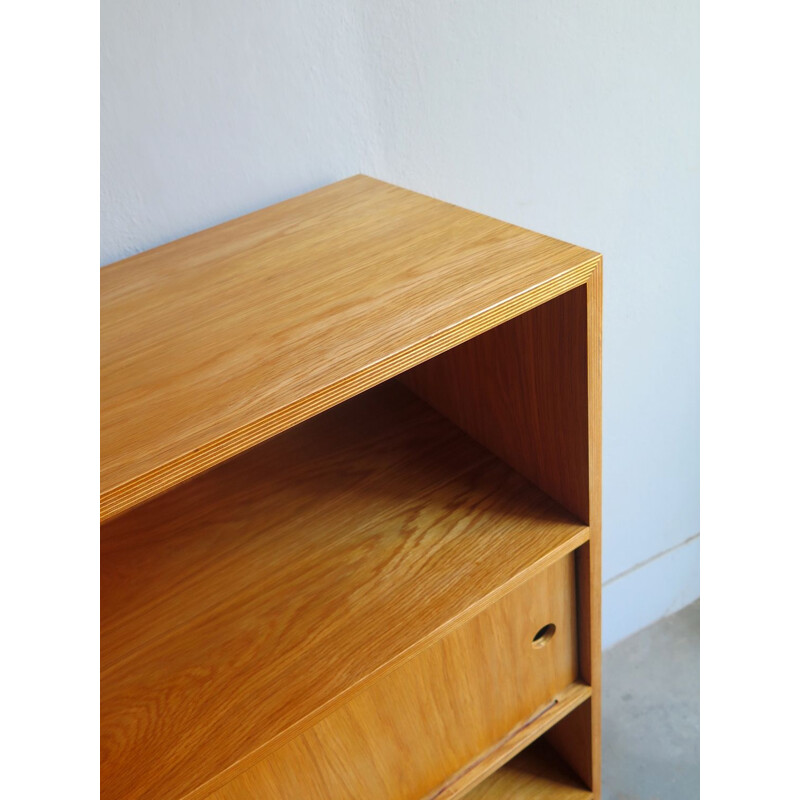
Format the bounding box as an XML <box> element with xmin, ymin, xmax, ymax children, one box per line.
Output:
<box><xmin>101</xmin><ymin>174</ymin><xmax>600</xmax><ymax>520</ymax></box>
<box><xmin>101</xmin><ymin>380</ymin><xmax>589</xmax><ymax>800</ymax></box>
<box><xmin>462</xmin><ymin>739</ymin><xmax>592</xmax><ymax>800</ymax></box>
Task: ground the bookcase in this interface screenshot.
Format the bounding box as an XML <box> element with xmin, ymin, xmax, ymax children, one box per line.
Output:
<box><xmin>101</xmin><ymin>175</ymin><xmax>602</xmax><ymax>800</ymax></box>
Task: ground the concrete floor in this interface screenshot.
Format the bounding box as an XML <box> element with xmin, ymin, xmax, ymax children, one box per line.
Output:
<box><xmin>602</xmin><ymin>600</ymin><xmax>699</xmax><ymax>800</ymax></box>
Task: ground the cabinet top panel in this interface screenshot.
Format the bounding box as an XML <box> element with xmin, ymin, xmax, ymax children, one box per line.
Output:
<box><xmin>101</xmin><ymin>174</ymin><xmax>600</xmax><ymax>519</ymax></box>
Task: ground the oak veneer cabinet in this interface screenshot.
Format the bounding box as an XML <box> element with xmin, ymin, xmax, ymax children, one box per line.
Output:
<box><xmin>101</xmin><ymin>175</ymin><xmax>602</xmax><ymax>800</ymax></box>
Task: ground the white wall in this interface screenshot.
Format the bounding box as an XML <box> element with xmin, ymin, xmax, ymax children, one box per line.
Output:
<box><xmin>102</xmin><ymin>0</ymin><xmax>699</xmax><ymax>648</ymax></box>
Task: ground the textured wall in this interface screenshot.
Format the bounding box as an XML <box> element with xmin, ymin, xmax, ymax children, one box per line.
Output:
<box><xmin>102</xmin><ymin>0</ymin><xmax>699</xmax><ymax>647</ymax></box>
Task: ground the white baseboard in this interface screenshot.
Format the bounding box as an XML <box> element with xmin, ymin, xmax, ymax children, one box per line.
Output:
<box><xmin>602</xmin><ymin>533</ymin><xmax>699</xmax><ymax>650</ymax></box>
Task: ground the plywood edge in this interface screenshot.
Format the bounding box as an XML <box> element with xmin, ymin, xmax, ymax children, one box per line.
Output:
<box><xmin>100</xmin><ymin>255</ymin><xmax>601</xmax><ymax>521</ymax></box>
<box><xmin>585</xmin><ymin>263</ymin><xmax>603</xmax><ymax>794</ymax></box>
<box><xmin>425</xmin><ymin>682</ymin><xmax>592</xmax><ymax>800</ymax></box>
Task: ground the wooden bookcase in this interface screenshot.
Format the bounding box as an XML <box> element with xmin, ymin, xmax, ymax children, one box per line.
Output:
<box><xmin>101</xmin><ymin>175</ymin><xmax>602</xmax><ymax>800</ymax></box>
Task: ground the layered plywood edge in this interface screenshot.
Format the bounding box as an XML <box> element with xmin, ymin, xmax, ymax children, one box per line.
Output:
<box><xmin>101</xmin><ymin>175</ymin><xmax>602</xmax><ymax>800</ymax></box>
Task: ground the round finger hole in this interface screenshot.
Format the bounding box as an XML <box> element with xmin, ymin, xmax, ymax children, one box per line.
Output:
<box><xmin>532</xmin><ymin>623</ymin><xmax>556</xmax><ymax>648</ymax></box>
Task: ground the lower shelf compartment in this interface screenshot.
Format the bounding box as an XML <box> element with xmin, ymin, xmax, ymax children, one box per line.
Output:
<box><xmin>462</xmin><ymin>739</ymin><xmax>592</xmax><ymax>800</ymax></box>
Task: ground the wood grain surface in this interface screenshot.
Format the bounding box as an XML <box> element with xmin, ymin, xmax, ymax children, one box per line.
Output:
<box><xmin>545</xmin><ymin>692</ymin><xmax>594</xmax><ymax>792</ymax></box>
<box><xmin>401</xmin><ymin>284</ymin><xmax>589</xmax><ymax>523</ymax></box>
<box><xmin>461</xmin><ymin>739</ymin><xmax>592</xmax><ymax>800</ymax></box>
<box><xmin>101</xmin><ymin>174</ymin><xmax>600</xmax><ymax>520</ymax></box>
<box><xmin>398</xmin><ymin>272</ymin><xmax>603</xmax><ymax>795</ymax></box>
<box><xmin>425</xmin><ymin>685</ymin><xmax>591</xmax><ymax>800</ymax></box>
<box><xmin>206</xmin><ymin>557</ymin><xmax>579</xmax><ymax>800</ymax></box>
<box><xmin>101</xmin><ymin>381</ymin><xmax>589</xmax><ymax>800</ymax></box>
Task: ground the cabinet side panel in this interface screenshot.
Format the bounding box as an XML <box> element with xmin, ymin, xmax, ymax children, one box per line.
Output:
<box><xmin>547</xmin><ymin>266</ymin><xmax>602</xmax><ymax>795</ymax></box>
<box><xmin>399</xmin><ymin>285</ymin><xmax>589</xmax><ymax>523</ymax></box>
<box><xmin>542</xmin><ymin>698</ymin><xmax>594</xmax><ymax>789</ymax></box>
<box><xmin>586</xmin><ymin>265</ymin><xmax>603</xmax><ymax>794</ymax></box>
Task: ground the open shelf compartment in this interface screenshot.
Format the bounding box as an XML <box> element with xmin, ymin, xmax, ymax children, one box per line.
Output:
<box><xmin>462</xmin><ymin>738</ymin><xmax>593</xmax><ymax>800</ymax></box>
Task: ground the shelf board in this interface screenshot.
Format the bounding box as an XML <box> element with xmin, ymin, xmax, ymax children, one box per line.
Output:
<box><xmin>101</xmin><ymin>380</ymin><xmax>589</xmax><ymax>800</ymax></box>
<box><xmin>461</xmin><ymin>739</ymin><xmax>593</xmax><ymax>800</ymax></box>
<box><xmin>101</xmin><ymin>173</ymin><xmax>600</xmax><ymax>520</ymax></box>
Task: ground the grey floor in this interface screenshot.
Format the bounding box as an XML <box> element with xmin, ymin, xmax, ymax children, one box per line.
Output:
<box><xmin>602</xmin><ymin>600</ymin><xmax>699</xmax><ymax>800</ymax></box>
